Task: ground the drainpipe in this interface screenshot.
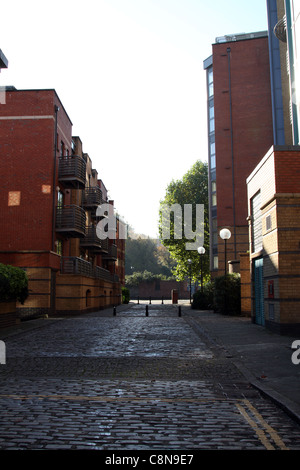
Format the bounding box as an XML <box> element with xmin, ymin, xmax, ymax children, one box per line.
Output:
<box><xmin>52</xmin><ymin>105</ymin><xmax>59</xmax><ymax>252</ymax></box>
<box><xmin>227</xmin><ymin>47</ymin><xmax>237</xmax><ymax>259</ymax></box>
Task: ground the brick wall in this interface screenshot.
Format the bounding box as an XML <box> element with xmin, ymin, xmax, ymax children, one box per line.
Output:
<box><xmin>0</xmin><ymin>89</ymin><xmax>72</xmax><ymax>252</ymax></box>
<box><xmin>56</xmin><ymin>274</ymin><xmax>121</xmax><ymax>314</ymax></box>
<box><xmin>213</xmin><ymin>37</ymin><xmax>273</xmax><ymax>229</ymax></box>
<box><xmin>247</xmin><ymin>147</ymin><xmax>300</xmax><ymax>333</ymax></box>
<box><xmin>128</xmin><ymin>280</ymin><xmax>189</xmax><ymax>300</ymax></box>
<box><xmin>239</xmin><ymin>252</ymin><xmax>251</xmax><ymax>317</ymax></box>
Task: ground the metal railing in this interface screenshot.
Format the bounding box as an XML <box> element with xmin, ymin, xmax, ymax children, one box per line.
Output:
<box><xmin>80</xmin><ymin>226</ymin><xmax>109</xmax><ymax>252</ymax></box>
<box><xmin>58</xmin><ymin>155</ymin><xmax>86</xmax><ymax>188</ymax></box>
<box><xmin>82</xmin><ymin>187</ymin><xmax>103</xmax><ymax>209</ymax></box>
<box><xmin>102</xmin><ymin>243</ymin><xmax>117</xmax><ymax>260</ymax></box>
<box><xmin>94</xmin><ymin>266</ymin><xmax>114</xmax><ymax>282</ymax></box>
<box><xmin>56</xmin><ymin>205</ymin><xmax>86</xmax><ymax>237</ymax></box>
<box><xmin>60</xmin><ymin>257</ymin><xmax>119</xmax><ymax>283</ymax></box>
<box><xmin>61</xmin><ymin>257</ymin><xmax>93</xmax><ymax>277</ymax></box>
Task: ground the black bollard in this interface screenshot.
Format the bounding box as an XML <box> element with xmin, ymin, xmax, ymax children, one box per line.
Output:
<box><xmin>138</xmin><ymin>296</ymin><xmax>139</xmax><ymax>305</ymax></box>
<box><xmin>113</xmin><ymin>306</ymin><xmax>116</xmax><ymax>316</ymax></box>
<box><xmin>178</xmin><ymin>306</ymin><xmax>181</xmax><ymax>317</ymax></box>
<box><xmin>146</xmin><ymin>305</ymin><xmax>149</xmax><ymax>317</ymax></box>
<box><xmin>149</xmin><ymin>296</ymin><xmax>151</xmax><ymax>304</ymax></box>
<box><xmin>162</xmin><ymin>296</ymin><xmax>164</xmax><ymax>304</ymax></box>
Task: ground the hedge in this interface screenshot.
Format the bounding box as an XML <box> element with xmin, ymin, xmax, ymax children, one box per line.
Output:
<box><xmin>214</xmin><ymin>273</ymin><xmax>241</xmax><ymax>315</ymax></box>
<box><xmin>122</xmin><ymin>286</ymin><xmax>130</xmax><ymax>304</ymax></box>
<box><xmin>192</xmin><ymin>281</ymin><xmax>215</xmax><ymax>310</ymax></box>
<box><xmin>0</xmin><ymin>263</ymin><xmax>29</xmax><ymax>304</ymax></box>
<box><xmin>192</xmin><ymin>273</ymin><xmax>241</xmax><ymax>316</ymax></box>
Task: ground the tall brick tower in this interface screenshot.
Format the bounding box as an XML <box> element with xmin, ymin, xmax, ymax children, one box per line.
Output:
<box><xmin>203</xmin><ymin>32</ymin><xmax>274</xmax><ymax>277</ymax></box>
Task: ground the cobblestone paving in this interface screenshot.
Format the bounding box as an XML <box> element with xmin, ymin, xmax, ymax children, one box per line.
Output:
<box><xmin>0</xmin><ymin>303</ymin><xmax>300</xmax><ymax>451</ymax></box>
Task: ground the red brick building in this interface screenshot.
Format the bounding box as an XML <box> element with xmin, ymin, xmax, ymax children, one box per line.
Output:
<box><xmin>244</xmin><ymin>0</ymin><xmax>300</xmax><ymax>334</ymax></box>
<box><xmin>0</xmin><ymin>88</ymin><xmax>125</xmax><ymax>320</ymax></box>
<box><xmin>204</xmin><ymin>32</ymin><xmax>274</xmax><ymax>278</ymax></box>
<box><xmin>247</xmin><ymin>146</ymin><xmax>300</xmax><ymax>334</ymax></box>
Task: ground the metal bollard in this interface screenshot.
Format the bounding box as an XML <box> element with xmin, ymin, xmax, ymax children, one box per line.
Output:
<box><xmin>146</xmin><ymin>305</ymin><xmax>149</xmax><ymax>317</ymax></box>
<box><xmin>113</xmin><ymin>306</ymin><xmax>116</xmax><ymax>316</ymax></box>
<box><xmin>162</xmin><ymin>296</ymin><xmax>164</xmax><ymax>304</ymax></box>
<box><xmin>149</xmin><ymin>296</ymin><xmax>151</xmax><ymax>304</ymax></box>
<box><xmin>178</xmin><ymin>306</ymin><xmax>181</xmax><ymax>317</ymax></box>
<box><xmin>138</xmin><ymin>296</ymin><xmax>139</xmax><ymax>304</ymax></box>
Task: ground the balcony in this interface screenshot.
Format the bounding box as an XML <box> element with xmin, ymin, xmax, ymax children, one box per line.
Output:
<box><xmin>56</xmin><ymin>205</ymin><xmax>86</xmax><ymax>238</ymax></box>
<box><xmin>60</xmin><ymin>257</ymin><xmax>119</xmax><ymax>283</ymax></box>
<box><xmin>58</xmin><ymin>155</ymin><xmax>86</xmax><ymax>189</ymax></box>
<box><xmin>61</xmin><ymin>257</ymin><xmax>93</xmax><ymax>277</ymax></box>
<box><xmin>82</xmin><ymin>187</ymin><xmax>103</xmax><ymax>210</ymax></box>
<box><xmin>80</xmin><ymin>225</ymin><xmax>109</xmax><ymax>252</ymax></box>
<box><xmin>94</xmin><ymin>266</ymin><xmax>114</xmax><ymax>282</ymax></box>
<box><xmin>102</xmin><ymin>243</ymin><xmax>117</xmax><ymax>261</ymax></box>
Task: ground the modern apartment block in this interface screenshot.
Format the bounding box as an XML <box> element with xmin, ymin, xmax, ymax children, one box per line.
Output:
<box><xmin>0</xmin><ymin>88</ymin><xmax>125</xmax><ymax>319</ymax></box>
<box><xmin>203</xmin><ymin>32</ymin><xmax>274</xmax><ymax>278</ymax></box>
<box><xmin>245</xmin><ymin>0</ymin><xmax>300</xmax><ymax>334</ymax></box>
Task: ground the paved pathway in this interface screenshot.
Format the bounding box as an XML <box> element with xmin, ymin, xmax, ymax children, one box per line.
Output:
<box><xmin>0</xmin><ymin>302</ymin><xmax>300</xmax><ymax>453</ymax></box>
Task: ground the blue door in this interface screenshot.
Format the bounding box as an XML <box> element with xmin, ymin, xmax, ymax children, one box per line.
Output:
<box><xmin>254</xmin><ymin>258</ymin><xmax>264</xmax><ymax>326</ymax></box>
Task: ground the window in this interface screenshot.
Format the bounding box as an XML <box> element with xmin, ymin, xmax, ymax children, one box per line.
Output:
<box><xmin>251</xmin><ymin>191</ymin><xmax>262</xmax><ymax>253</ymax></box>
<box><xmin>211</xmin><ymin>181</ymin><xmax>217</xmax><ymax>206</ymax></box>
<box><xmin>55</xmin><ymin>240</ymin><xmax>62</xmax><ymax>256</ymax></box>
<box><xmin>210</xmin><ymin>139</ymin><xmax>216</xmax><ymax>169</ymax></box>
<box><xmin>209</xmin><ymin>100</ymin><xmax>215</xmax><ymax>133</ymax></box>
<box><xmin>213</xmin><ymin>256</ymin><xmax>218</xmax><ymax>270</ymax></box>
<box><xmin>208</xmin><ymin>68</ymin><xmax>214</xmax><ymax>97</ymax></box>
<box><xmin>57</xmin><ymin>191</ymin><xmax>63</xmax><ymax>208</ymax></box>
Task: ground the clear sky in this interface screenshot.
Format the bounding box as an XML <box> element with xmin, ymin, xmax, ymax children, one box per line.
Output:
<box><xmin>0</xmin><ymin>0</ymin><xmax>268</xmax><ymax>238</ymax></box>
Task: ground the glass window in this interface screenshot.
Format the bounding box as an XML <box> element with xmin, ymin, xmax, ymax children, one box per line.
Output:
<box><xmin>211</xmin><ymin>155</ymin><xmax>216</xmax><ymax>169</ymax></box>
<box><xmin>60</xmin><ymin>141</ymin><xmax>65</xmax><ymax>157</ymax></box>
<box><xmin>208</xmin><ymin>71</ymin><xmax>214</xmax><ymax>97</ymax></box>
<box><xmin>213</xmin><ymin>256</ymin><xmax>218</xmax><ymax>270</ymax></box>
<box><xmin>57</xmin><ymin>191</ymin><xmax>63</xmax><ymax>208</ymax></box>
<box><xmin>55</xmin><ymin>240</ymin><xmax>62</xmax><ymax>256</ymax></box>
<box><xmin>208</xmin><ymin>68</ymin><xmax>214</xmax><ymax>97</ymax></box>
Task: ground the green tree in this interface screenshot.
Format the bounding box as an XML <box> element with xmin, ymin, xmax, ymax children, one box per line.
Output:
<box><xmin>125</xmin><ymin>237</ymin><xmax>174</xmax><ymax>276</ymax></box>
<box><xmin>158</xmin><ymin>160</ymin><xmax>209</xmax><ymax>282</ymax></box>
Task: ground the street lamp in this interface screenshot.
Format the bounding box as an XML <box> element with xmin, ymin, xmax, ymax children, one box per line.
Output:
<box><xmin>187</xmin><ymin>259</ymin><xmax>192</xmax><ymax>303</ymax></box>
<box><xmin>197</xmin><ymin>246</ymin><xmax>205</xmax><ymax>292</ymax></box>
<box><xmin>219</xmin><ymin>228</ymin><xmax>231</xmax><ymax>275</ymax></box>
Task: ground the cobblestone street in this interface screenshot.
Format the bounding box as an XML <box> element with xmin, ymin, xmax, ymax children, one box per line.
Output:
<box><xmin>0</xmin><ymin>302</ymin><xmax>300</xmax><ymax>454</ymax></box>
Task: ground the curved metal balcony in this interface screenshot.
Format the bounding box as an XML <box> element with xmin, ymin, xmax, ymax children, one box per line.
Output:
<box><xmin>80</xmin><ymin>225</ymin><xmax>108</xmax><ymax>253</ymax></box>
<box><xmin>58</xmin><ymin>155</ymin><xmax>86</xmax><ymax>189</ymax></box>
<box><xmin>56</xmin><ymin>205</ymin><xmax>86</xmax><ymax>238</ymax></box>
<box><xmin>102</xmin><ymin>243</ymin><xmax>118</xmax><ymax>261</ymax></box>
<box><xmin>82</xmin><ymin>186</ymin><xmax>103</xmax><ymax>210</ymax></box>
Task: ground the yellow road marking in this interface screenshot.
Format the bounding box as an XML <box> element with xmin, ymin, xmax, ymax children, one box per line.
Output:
<box><xmin>0</xmin><ymin>393</ymin><xmax>290</xmax><ymax>449</ymax></box>
<box><xmin>243</xmin><ymin>399</ymin><xmax>289</xmax><ymax>450</ymax></box>
<box><xmin>236</xmin><ymin>399</ymin><xmax>289</xmax><ymax>450</ymax></box>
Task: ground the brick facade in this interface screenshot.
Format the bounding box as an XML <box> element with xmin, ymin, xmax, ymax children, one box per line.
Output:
<box><xmin>204</xmin><ymin>34</ymin><xmax>274</xmax><ymax>277</ymax></box>
<box><xmin>247</xmin><ymin>146</ymin><xmax>300</xmax><ymax>334</ymax></box>
<box><xmin>0</xmin><ymin>89</ymin><xmax>124</xmax><ymax>322</ymax></box>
